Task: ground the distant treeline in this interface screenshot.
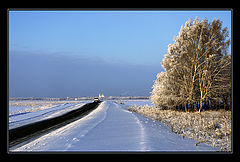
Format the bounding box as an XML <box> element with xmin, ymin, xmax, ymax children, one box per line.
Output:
<box><xmin>9</xmin><ymin>96</ymin><xmax>149</xmax><ymax>101</ymax></box>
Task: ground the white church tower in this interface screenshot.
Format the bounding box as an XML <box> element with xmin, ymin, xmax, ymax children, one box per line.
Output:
<box><xmin>99</xmin><ymin>92</ymin><xmax>104</xmax><ymax>100</ymax></box>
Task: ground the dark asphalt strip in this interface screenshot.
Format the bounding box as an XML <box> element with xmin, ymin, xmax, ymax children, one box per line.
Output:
<box><xmin>9</xmin><ymin>101</ymin><xmax>101</xmax><ymax>148</ymax></box>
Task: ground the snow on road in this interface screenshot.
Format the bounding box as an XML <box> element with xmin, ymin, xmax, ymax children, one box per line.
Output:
<box><xmin>10</xmin><ymin>101</ymin><xmax>219</xmax><ymax>152</ymax></box>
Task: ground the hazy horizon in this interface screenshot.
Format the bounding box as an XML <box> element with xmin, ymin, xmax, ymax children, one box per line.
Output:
<box><xmin>9</xmin><ymin>10</ymin><xmax>231</xmax><ymax>97</ymax></box>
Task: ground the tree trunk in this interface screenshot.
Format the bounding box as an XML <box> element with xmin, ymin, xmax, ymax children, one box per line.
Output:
<box><xmin>209</xmin><ymin>98</ymin><xmax>212</xmax><ymax>110</ymax></box>
<box><xmin>224</xmin><ymin>96</ymin><xmax>228</xmax><ymax>111</ymax></box>
<box><xmin>216</xmin><ymin>99</ymin><xmax>220</xmax><ymax>110</ymax></box>
<box><xmin>213</xmin><ymin>99</ymin><xmax>216</xmax><ymax>110</ymax></box>
<box><xmin>185</xmin><ymin>102</ymin><xmax>188</xmax><ymax>112</ymax></box>
<box><xmin>194</xmin><ymin>102</ymin><xmax>197</xmax><ymax>112</ymax></box>
<box><xmin>199</xmin><ymin>98</ymin><xmax>203</xmax><ymax>112</ymax></box>
<box><xmin>203</xmin><ymin>100</ymin><xmax>206</xmax><ymax>110</ymax></box>
<box><xmin>229</xmin><ymin>95</ymin><xmax>231</xmax><ymax>111</ymax></box>
<box><xmin>207</xmin><ymin>99</ymin><xmax>210</xmax><ymax>110</ymax></box>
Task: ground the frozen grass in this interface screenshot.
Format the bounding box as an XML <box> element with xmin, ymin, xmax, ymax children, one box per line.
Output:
<box><xmin>128</xmin><ymin>104</ymin><xmax>231</xmax><ymax>151</ymax></box>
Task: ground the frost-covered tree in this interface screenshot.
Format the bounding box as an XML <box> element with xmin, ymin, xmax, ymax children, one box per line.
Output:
<box><xmin>150</xmin><ymin>72</ymin><xmax>168</xmax><ymax>109</ymax></box>
<box><xmin>151</xmin><ymin>17</ymin><xmax>231</xmax><ymax>112</ymax></box>
<box><xmin>150</xmin><ymin>71</ymin><xmax>183</xmax><ymax>110</ymax></box>
<box><xmin>209</xmin><ymin>55</ymin><xmax>231</xmax><ymax>110</ymax></box>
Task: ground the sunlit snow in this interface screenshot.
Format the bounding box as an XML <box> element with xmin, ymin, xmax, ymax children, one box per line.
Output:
<box><xmin>9</xmin><ymin>100</ymin><xmax>218</xmax><ymax>152</ymax></box>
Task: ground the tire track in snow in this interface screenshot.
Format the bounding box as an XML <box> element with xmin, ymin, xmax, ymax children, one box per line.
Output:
<box><xmin>63</xmin><ymin>101</ymin><xmax>109</xmax><ymax>150</ymax></box>
<box><xmin>133</xmin><ymin>115</ymin><xmax>148</xmax><ymax>151</ymax></box>
<box><xmin>113</xmin><ymin>103</ymin><xmax>148</xmax><ymax>151</ymax></box>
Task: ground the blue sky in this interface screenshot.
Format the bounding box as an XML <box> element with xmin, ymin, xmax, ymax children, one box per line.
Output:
<box><xmin>9</xmin><ymin>10</ymin><xmax>231</xmax><ymax>97</ymax></box>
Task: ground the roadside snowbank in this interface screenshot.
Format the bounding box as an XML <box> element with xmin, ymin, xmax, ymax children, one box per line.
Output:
<box><xmin>128</xmin><ymin>104</ymin><xmax>231</xmax><ymax>151</ymax></box>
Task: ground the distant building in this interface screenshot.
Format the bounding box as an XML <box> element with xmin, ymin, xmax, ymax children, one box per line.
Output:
<box><xmin>99</xmin><ymin>93</ymin><xmax>105</xmax><ymax>99</ymax></box>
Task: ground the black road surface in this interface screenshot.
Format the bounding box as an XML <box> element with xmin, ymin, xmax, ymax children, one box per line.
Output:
<box><xmin>9</xmin><ymin>101</ymin><xmax>101</xmax><ymax>148</ymax></box>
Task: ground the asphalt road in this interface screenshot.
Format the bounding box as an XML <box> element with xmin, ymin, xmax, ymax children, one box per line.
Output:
<box><xmin>9</xmin><ymin>101</ymin><xmax>101</xmax><ymax>148</ymax></box>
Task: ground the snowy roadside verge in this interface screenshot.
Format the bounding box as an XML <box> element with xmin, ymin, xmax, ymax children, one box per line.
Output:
<box><xmin>10</xmin><ymin>101</ymin><xmax>108</xmax><ymax>151</ymax></box>
<box><xmin>9</xmin><ymin>101</ymin><xmax>100</xmax><ymax>148</ymax></box>
<box><xmin>128</xmin><ymin>104</ymin><xmax>231</xmax><ymax>152</ymax></box>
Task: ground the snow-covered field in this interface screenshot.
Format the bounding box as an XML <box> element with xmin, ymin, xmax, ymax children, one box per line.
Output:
<box><xmin>9</xmin><ymin>100</ymin><xmax>90</xmax><ymax>129</ymax></box>
<box><xmin>9</xmin><ymin>100</ymin><xmax>219</xmax><ymax>152</ymax></box>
